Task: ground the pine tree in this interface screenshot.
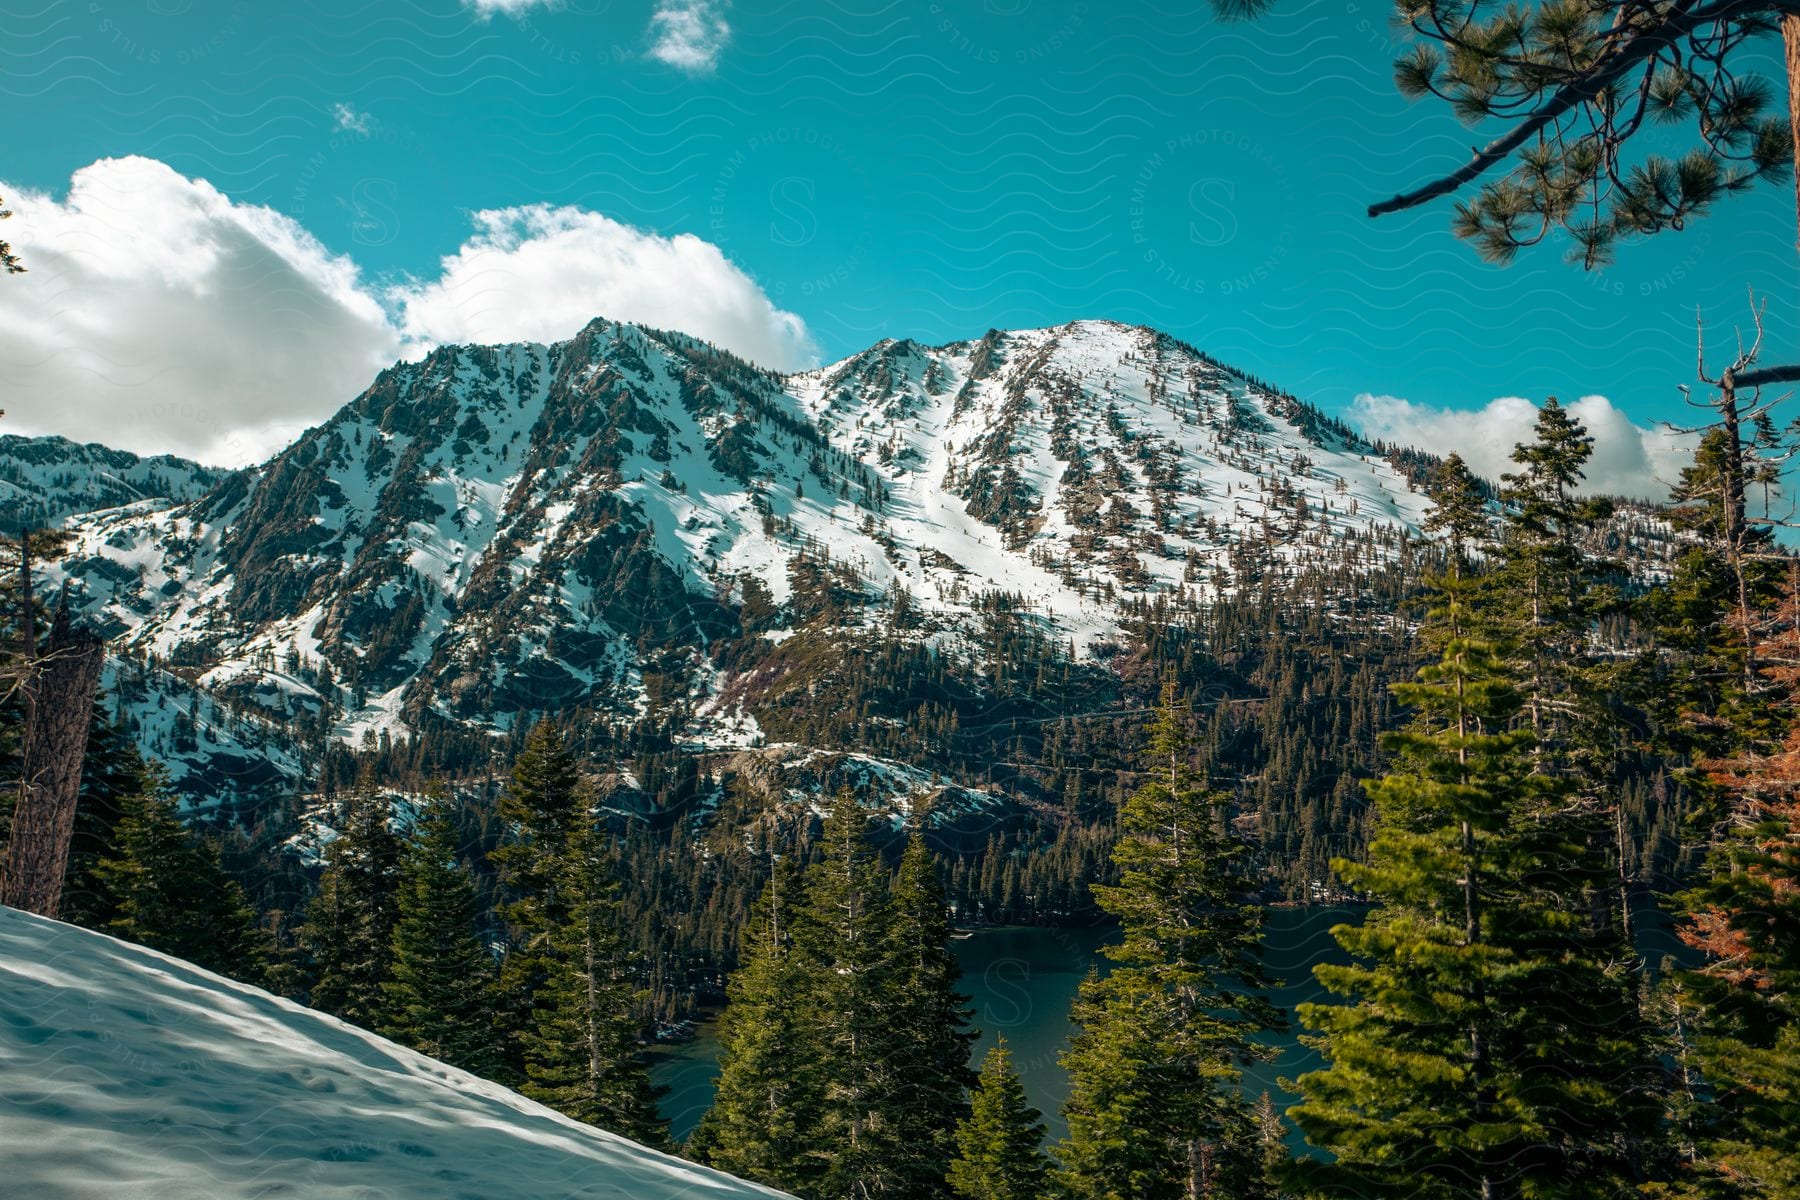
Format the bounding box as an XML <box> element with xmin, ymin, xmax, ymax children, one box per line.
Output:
<box><xmin>799</xmin><ymin>789</ymin><xmax>904</xmax><ymax>1198</ymax></box>
<box><xmin>1288</xmin><ymin>555</ymin><xmax>1662</xmax><ymax>1198</ymax></box>
<box><xmin>690</xmin><ymin>858</ymin><xmax>825</xmax><ymax>1194</ymax></box>
<box><xmin>93</xmin><ymin>763</ymin><xmax>264</xmax><ymax>981</ymax></box>
<box><xmin>1057</xmin><ymin>676</ymin><xmax>1281</xmax><ymax>1200</ymax></box>
<box><xmin>381</xmin><ymin>793</ymin><xmax>501</xmax><ymax>1077</ymax></box>
<box><xmin>491</xmin><ymin>721</ymin><xmax>586</xmax><ymax>1078</ymax></box>
<box><xmin>947</xmin><ymin>1039</ymin><xmax>1048</xmax><ymax>1200</ymax></box>
<box><xmin>1492</xmin><ymin>398</ymin><xmax>1613</xmax><ymax>755</ymax></box>
<box><xmin>1652</xmin><ymin>427</ymin><xmax>1787</xmax><ymax>766</ymax></box>
<box><xmin>1421</xmin><ymin>453</ymin><xmax>1489</xmax><ymax>569</ymax></box>
<box><xmin>494</xmin><ymin>720</ymin><xmax>585</xmax><ymax>904</ymax></box>
<box><xmin>521</xmin><ymin>817</ymin><xmax>667</xmax><ymax>1145</ymax></box>
<box><xmin>1491</xmin><ymin>402</ymin><xmax>1658</xmax><ymax>947</ymax></box>
<box><xmin>60</xmin><ymin>702</ymin><xmax>148</xmax><ymax>928</ymax></box>
<box><xmin>885</xmin><ymin>831</ymin><xmax>977</xmax><ymax>1197</ymax></box>
<box><xmin>301</xmin><ymin>770</ymin><xmax>402</xmax><ymax>1027</ymax></box>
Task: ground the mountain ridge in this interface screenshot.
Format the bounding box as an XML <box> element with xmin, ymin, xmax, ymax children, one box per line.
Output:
<box><xmin>0</xmin><ymin>433</ymin><xmax>230</xmax><ymax>528</ymax></box>
<box><xmin>21</xmin><ymin>316</ymin><xmax>1577</xmax><ymax>808</ymax></box>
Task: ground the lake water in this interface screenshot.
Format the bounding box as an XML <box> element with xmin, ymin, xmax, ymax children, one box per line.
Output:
<box><xmin>652</xmin><ymin>905</ymin><xmax>1359</xmax><ymax>1144</ymax></box>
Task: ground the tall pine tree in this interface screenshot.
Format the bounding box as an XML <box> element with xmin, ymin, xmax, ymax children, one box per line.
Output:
<box><xmin>381</xmin><ymin>792</ymin><xmax>501</xmax><ymax>1077</ymax></box>
<box><xmin>521</xmin><ymin>816</ymin><xmax>667</xmax><ymax>1145</ymax></box>
<box><xmin>1492</xmin><ymin>402</ymin><xmax>1644</xmax><ymax>941</ymax></box>
<box><xmin>885</xmin><ymin>831</ymin><xmax>977</xmax><ymax>1197</ymax></box>
<box><xmin>1057</xmin><ymin>676</ymin><xmax>1282</xmax><ymax>1200</ymax></box>
<box><xmin>799</xmin><ymin>789</ymin><xmax>906</xmax><ymax>1198</ymax></box>
<box><xmin>492</xmin><ymin>721</ymin><xmax>586</xmax><ymax>1078</ymax></box>
<box><xmin>947</xmin><ymin>1039</ymin><xmax>1049</xmax><ymax>1200</ymax></box>
<box><xmin>301</xmin><ymin>768</ymin><xmax>402</xmax><ymax>1027</ymax></box>
<box><xmin>1289</xmin><ymin>495</ymin><xmax>1662</xmax><ymax>1200</ymax></box>
<box><xmin>690</xmin><ymin>858</ymin><xmax>825</xmax><ymax>1193</ymax></box>
<box><xmin>1676</xmin><ymin>570</ymin><xmax>1800</xmax><ymax>1200</ymax></box>
<box><xmin>1492</xmin><ymin>397</ymin><xmax>1612</xmax><ymax>757</ymax></box>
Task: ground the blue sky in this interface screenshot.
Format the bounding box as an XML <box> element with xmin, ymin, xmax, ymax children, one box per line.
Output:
<box><xmin>2</xmin><ymin>0</ymin><xmax>1792</xmax><ymax>481</ymax></box>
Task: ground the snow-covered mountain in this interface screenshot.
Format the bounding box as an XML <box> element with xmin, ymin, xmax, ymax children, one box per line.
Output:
<box><xmin>0</xmin><ymin>904</ymin><xmax>787</xmax><ymax>1198</ymax></box>
<box><xmin>0</xmin><ymin>433</ymin><xmax>229</xmax><ymax>527</ymax></box>
<box><xmin>36</xmin><ymin>317</ymin><xmax>1440</xmax><ymax>796</ymax></box>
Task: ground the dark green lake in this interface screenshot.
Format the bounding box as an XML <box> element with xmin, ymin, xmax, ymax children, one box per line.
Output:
<box><xmin>652</xmin><ymin>905</ymin><xmax>1359</xmax><ymax>1144</ymax></box>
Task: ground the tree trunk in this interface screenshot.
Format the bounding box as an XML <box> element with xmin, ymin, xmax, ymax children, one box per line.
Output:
<box><xmin>1187</xmin><ymin>1137</ymin><xmax>1214</xmax><ymax>1200</ymax></box>
<box><xmin>1</xmin><ymin>602</ymin><xmax>103</xmax><ymax>918</ymax></box>
<box><xmin>1715</xmin><ymin>376</ymin><xmax>1755</xmax><ymax>689</ymax></box>
<box><xmin>17</xmin><ymin>530</ymin><xmax>35</xmax><ymax>719</ymax></box>
<box><xmin>586</xmin><ymin>920</ymin><xmax>602</xmax><ymax>1102</ymax></box>
<box><xmin>1784</xmin><ymin>14</ymin><xmax>1800</xmax><ymax>253</ymax></box>
<box><xmin>1616</xmin><ymin>801</ymin><xmax>1634</xmax><ymax>944</ymax></box>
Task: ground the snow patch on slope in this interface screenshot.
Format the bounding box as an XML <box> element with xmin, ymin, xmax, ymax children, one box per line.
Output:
<box><xmin>0</xmin><ymin>904</ymin><xmax>788</xmax><ymax>1199</ymax></box>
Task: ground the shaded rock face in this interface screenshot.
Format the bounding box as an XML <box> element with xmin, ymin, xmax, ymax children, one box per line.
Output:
<box><xmin>44</xmin><ymin>317</ymin><xmax>1453</xmax><ymax>795</ymax></box>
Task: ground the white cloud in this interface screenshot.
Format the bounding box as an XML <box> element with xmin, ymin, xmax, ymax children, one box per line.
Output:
<box><xmin>1351</xmin><ymin>392</ymin><xmax>1693</xmax><ymax>501</ymax></box>
<box><xmin>330</xmin><ymin>103</ymin><xmax>371</xmax><ymax>135</ymax></box>
<box><xmin>646</xmin><ymin>0</ymin><xmax>730</xmax><ymax>72</ymax></box>
<box><xmin>387</xmin><ymin>204</ymin><xmax>815</xmax><ymax>370</ymax></box>
<box><xmin>0</xmin><ymin>157</ymin><xmax>400</xmax><ymax>467</ymax></box>
<box><xmin>0</xmin><ymin>159</ymin><xmax>814</xmax><ymax>467</ymax></box>
<box><xmin>463</xmin><ymin>0</ymin><xmax>551</xmax><ymax>16</ymax></box>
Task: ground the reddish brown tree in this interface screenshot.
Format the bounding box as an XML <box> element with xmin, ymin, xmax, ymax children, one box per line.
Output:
<box><xmin>1686</xmin><ymin>567</ymin><xmax>1800</xmax><ymax>983</ymax></box>
<box><xmin>1678</xmin><ymin>568</ymin><xmax>1800</xmax><ymax>1195</ymax></box>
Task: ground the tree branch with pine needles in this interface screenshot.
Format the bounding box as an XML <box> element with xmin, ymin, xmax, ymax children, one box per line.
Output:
<box><xmin>1371</xmin><ymin>0</ymin><xmax>1797</xmax><ymax>266</ymax></box>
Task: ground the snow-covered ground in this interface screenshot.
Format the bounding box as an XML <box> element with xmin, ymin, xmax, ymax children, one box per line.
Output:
<box><xmin>0</xmin><ymin>905</ymin><xmax>788</xmax><ymax>1199</ymax></box>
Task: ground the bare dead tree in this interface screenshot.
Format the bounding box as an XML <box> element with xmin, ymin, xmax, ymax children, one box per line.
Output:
<box><xmin>1669</xmin><ymin>292</ymin><xmax>1800</xmax><ymax>690</ymax></box>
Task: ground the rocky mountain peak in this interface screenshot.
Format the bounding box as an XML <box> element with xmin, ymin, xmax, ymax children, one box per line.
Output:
<box><xmin>25</xmin><ymin>316</ymin><xmax>1446</xmax><ymax>795</ymax></box>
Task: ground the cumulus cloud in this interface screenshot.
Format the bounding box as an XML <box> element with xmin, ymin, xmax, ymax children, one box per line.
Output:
<box><xmin>330</xmin><ymin>103</ymin><xmax>371</xmax><ymax>135</ymax></box>
<box><xmin>1</xmin><ymin>159</ymin><xmax>815</xmax><ymax>466</ymax></box>
<box><xmin>646</xmin><ymin>0</ymin><xmax>731</xmax><ymax>72</ymax></box>
<box><xmin>0</xmin><ymin>156</ymin><xmax>401</xmax><ymax>467</ymax></box>
<box><xmin>386</xmin><ymin>204</ymin><xmax>815</xmax><ymax>370</ymax></box>
<box><xmin>1351</xmin><ymin>392</ymin><xmax>1693</xmax><ymax>501</ymax></box>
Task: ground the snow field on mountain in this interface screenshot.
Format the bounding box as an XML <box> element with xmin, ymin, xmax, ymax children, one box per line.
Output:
<box><xmin>37</xmin><ymin>317</ymin><xmax>1437</xmax><ymax>760</ymax></box>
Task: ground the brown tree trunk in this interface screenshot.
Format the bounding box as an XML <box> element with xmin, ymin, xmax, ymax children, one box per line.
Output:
<box><xmin>1785</xmin><ymin>15</ymin><xmax>1800</xmax><ymax>252</ymax></box>
<box><xmin>1</xmin><ymin>602</ymin><xmax>103</xmax><ymax>918</ymax></box>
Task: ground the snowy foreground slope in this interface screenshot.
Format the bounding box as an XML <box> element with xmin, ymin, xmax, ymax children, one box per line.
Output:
<box><xmin>0</xmin><ymin>905</ymin><xmax>788</xmax><ymax>1200</ymax></box>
